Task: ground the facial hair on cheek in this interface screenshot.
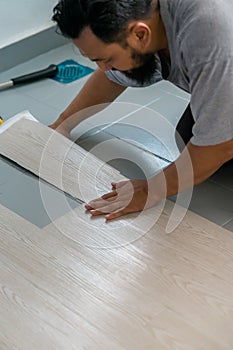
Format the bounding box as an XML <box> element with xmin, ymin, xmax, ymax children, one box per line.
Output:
<box><xmin>122</xmin><ymin>49</ymin><xmax>157</xmax><ymax>85</ymax></box>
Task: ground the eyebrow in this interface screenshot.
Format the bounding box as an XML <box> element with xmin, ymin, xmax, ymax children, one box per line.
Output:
<box><xmin>79</xmin><ymin>51</ymin><xmax>107</xmax><ymax>62</ymax></box>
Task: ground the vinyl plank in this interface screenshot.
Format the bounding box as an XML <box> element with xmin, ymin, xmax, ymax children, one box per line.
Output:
<box><xmin>0</xmin><ymin>202</ymin><xmax>233</xmax><ymax>349</ymax></box>
<box><xmin>0</xmin><ymin>116</ymin><xmax>124</xmax><ymax>203</ymax></box>
<box><xmin>1</xmin><ymin>115</ymin><xmax>233</xmax><ymax>348</ymax></box>
<box><xmin>1</xmin><ymin>264</ymin><xmax>119</xmax><ymax>350</ymax></box>
<box><xmin>44</xmin><ymin>204</ymin><xmax>233</xmax><ymax>347</ymax></box>
<box><xmin>0</xmin><ymin>205</ymin><xmax>165</xmax><ymax>349</ymax></box>
<box><xmin>142</xmin><ymin>308</ymin><xmax>226</xmax><ymax>350</ymax></box>
<box><xmin>8</xmin><ymin>202</ymin><xmax>233</xmax><ymax>347</ymax></box>
<box><xmin>2</xmin><ymin>201</ymin><xmax>233</xmax><ymax>349</ymax></box>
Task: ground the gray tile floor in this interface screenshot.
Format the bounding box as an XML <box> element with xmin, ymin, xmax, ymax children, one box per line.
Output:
<box><xmin>0</xmin><ymin>43</ymin><xmax>232</xmax><ymax>231</ymax></box>
<box><xmin>0</xmin><ymin>156</ymin><xmax>81</xmax><ymax>228</ymax></box>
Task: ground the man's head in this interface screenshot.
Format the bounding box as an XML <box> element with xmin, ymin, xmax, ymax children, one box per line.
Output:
<box><xmin>53</xmin><ymin>0</ymin><xmax>166</xmax><ymax>84</ymax></box>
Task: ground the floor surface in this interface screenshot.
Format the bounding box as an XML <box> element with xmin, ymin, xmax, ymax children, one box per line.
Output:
<box><xmin>0</xmin><ymin>42</ymin><xmax>232</xmax><ymax>231</ymax></box>
<box><xmin>1</xmin><ymin>118</ymin><xmax>233</xmax><ymax>349</ymax></box>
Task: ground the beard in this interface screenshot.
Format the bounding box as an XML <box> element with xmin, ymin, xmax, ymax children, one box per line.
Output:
<box><xmin>120</xmin><ymin>49</ymin><xmax>158</xmax><ymax>85</ymax></box>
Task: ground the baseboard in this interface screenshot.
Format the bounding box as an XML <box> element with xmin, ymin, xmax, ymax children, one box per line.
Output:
<box><xmin>0</xmin><ymin>26</ymin><xmax>68</xmax><ymax>73</ymax></box>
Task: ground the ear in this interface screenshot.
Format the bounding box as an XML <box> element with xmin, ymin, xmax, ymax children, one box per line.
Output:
<box><xmin>127</xmin><ymin>22</ymin><xmax>152</xmax><ymax>52</ymax></box>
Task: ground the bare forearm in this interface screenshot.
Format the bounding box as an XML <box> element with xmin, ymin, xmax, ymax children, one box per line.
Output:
<box><xmin>85</xmin><ymin>139</ymin><xmax>233</xmax><ymax>220</ymax></box>
<box><xmin>52</xmin><ymin>69</ymin><xmax>126</xmax><ymax>131</ymax></box>
<box><xmin>151</xmin><ymin>140</ymin><xmax>233</xmax><ymax>201</ymax></box>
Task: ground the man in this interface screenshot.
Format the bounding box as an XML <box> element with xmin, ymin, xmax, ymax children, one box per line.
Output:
<box><xmin>50</xmin><ymin>0</ymin><xmax>233</xmax><ymax>220</ymax></box>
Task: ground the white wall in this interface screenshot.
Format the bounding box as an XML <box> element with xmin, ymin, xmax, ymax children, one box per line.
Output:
<box><xmin>0</xmin><ymin>0</ymin><xmax>58</xmax><ymax>49</ymax></box>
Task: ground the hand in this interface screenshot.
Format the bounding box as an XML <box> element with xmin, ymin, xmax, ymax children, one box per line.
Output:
<box><xmin>49</xmin><ymin>122</ymin><xmax>71</xmax><ymax>139</ymax></box>
<box><xmin>85</xmin><ymin>179</ymin><xmax>159</xmax><ymax>220</ymax></box>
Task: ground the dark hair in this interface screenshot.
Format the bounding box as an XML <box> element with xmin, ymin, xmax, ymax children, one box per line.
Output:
<box><xmin>52</xmin><ymin>0</ymin><xmax>159</xmax><ymax>44</ymax></box>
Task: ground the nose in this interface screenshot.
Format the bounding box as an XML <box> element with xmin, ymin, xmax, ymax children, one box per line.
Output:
<box><xmin>96</xmin><ymin>61</ymin><xmax>112</xmax><ymax>71</ymax></box>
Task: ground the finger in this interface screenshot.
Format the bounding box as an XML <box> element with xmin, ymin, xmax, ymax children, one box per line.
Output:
<box><xmin>85</xmin><ymin>192</ymin><xmax>118</xmax><ymax>210</ymax></box>
<box><xmin>105</xmin><ymin>209</ymin><xmax>127</xmax><ymax>221</ymax></box>
<box><xmin>85</xmin><ymin>197</ymin><xmax>116</xmax><ymax>211</ymax></box>
<box><xmin>85</xmin><ymin>203</ymin><xmax>94</xmax><ymax>210</ymax></box>
<box><xmin>105</xmin><ymin>203</ymin><xmax>143</xmax><ymax>220</ymax></box>
<box><xmin>93</xmin><ymin>193</ymin><xmax>134</xmax><ymax>213</ymax></box>
<box><xmin>101</xmin><ymin>190</ymin><xmax>118</xmax><ymax>200</ymax></box>
<box><xmin>111</xmin><ymin>181</ymin><xmax>128</xmax><ymax>189</ymax></box>
<box><xmin>89</xmin><ymin>209</ymin><xmax>105</xmax><ymax>216</ymax></box>
<box><xmin>89</xmin><ymin>200</ymin><xmax>125</xmax><ymax>215</ymax></box>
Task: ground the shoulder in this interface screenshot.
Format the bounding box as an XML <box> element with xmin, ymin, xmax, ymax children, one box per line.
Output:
<box><xmin>172</xmin><ymin>0</ymin><xmax>233</xmax><ymax>66</ymax></box>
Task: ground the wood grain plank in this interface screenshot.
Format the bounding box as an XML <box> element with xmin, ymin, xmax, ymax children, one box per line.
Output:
<box><xmin>1</xmin><ymin>264</ymin><xmax>121</xmax><ymax>350</ymax></box>
<box><xmin>1</xmin><ymin>202</ymin><xmax>233</xmax><ymax>348</ymax></box>
<box><xmin>1</xmin><ymin>117</ymin><xmax>233</xmax><ymax>349</ymax></box>
<box><xmin>142</xmin><ymin>308</ymin><xmax>226</xmax><ymax>350</ymax></box>
<box><xmin>0</xmin><ymin>118</ymin><xmax>125</xmax><ymax>202</ymax></box>
<box><xmin>0</xmin><ymin>205</ymin><xmax>165</xmax><ymax>349</ymax></box>
<box><xmin>44</xmin><ymin>205</ymin><xmax>233</xmax><ymax>348</ymax></box>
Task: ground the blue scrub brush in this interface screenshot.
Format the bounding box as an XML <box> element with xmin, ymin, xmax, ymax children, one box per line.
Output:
<box><xmin>0</xmin><ymin>60</ymin><xmax>94</xmax><ymax>91</ymax></box>
<box><xmin>51</xmin><ymin>59</ymin><xmax>94</xmax><ymax>84</ymax></box>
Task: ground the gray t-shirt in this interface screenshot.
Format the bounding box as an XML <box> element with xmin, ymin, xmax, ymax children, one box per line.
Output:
<box><xmin>106</xmin><ymin>0</ymin><xmax>233</xmax><ymax>146</ymax></box>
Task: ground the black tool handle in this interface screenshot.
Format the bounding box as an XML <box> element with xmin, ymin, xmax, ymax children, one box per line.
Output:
<box><xmin>12</xmin><ymin>64</ymin><xmax>58</xmax><ymax>86</ymax></box>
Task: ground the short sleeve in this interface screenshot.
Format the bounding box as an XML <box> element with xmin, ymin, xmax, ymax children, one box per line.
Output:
<box><xmin>189</xmin><ymin>57</ymin><xmax>233</xmax><ymax>146</ymax></box>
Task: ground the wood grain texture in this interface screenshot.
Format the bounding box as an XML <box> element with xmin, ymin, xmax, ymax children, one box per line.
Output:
<box><xmin>0</xmin><ymin>118</ymin><xmax>125</xmax><ymax>202</ymax></box>
<box><xmin>0</xmin><ymin>118</ymin><xmax>233</xmax><ymax>349</ymax></box>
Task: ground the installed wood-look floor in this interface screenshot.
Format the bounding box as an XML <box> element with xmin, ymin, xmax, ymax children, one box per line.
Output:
<box><xmin>1</xmin><ymin>117</ymin><xmax>233</xmax><ymax>349</ymax></box>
